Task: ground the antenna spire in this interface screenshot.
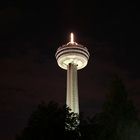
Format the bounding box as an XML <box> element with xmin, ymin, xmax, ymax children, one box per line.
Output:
<box><xmin>70</xmin><ymin>33</ymin><xmax>74</xmax><ymax>43</ymax></box>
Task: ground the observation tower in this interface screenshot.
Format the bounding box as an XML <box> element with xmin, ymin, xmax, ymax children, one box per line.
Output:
<box><xmin>55</xmin><ymin>33</ymin><xmax>90</xmax><ymax>114</ymax></box>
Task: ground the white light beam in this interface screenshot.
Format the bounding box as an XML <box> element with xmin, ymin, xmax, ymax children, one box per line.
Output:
<box><xmin>70</xmin><ymin>33</ymin><xmax>74</xmax><ymax>43</ymax></box>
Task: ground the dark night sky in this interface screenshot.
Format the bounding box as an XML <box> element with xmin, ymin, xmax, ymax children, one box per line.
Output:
<box><xmin>0</xmin><ymin>0</ymin><xmax>140</xmax><ymax>140</ymax></box>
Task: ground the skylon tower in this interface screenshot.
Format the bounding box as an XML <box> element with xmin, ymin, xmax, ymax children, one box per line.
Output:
<box><xmin>55</xmin><ymin>33</ymin><xmax>90</xmax><ymax>114</ymax></box>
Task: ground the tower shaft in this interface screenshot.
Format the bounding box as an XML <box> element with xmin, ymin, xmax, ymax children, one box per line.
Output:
<box><xmin>66</xmin><ymin>63</ymin><xmax>79</xmax><ymax>114</ymax></box>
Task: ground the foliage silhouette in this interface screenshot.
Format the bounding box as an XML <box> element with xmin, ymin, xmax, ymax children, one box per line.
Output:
<box><xmin>16</xmin><ymin>101</ymin><xmax>81</xmax><ymax>140</ymax></box>
<box><xmin>90</xmin><ymin>76</ymin><xmax>140</xmax><ymax>140</ymax></box>
<box><xmin>16</xmin><ymin>76</ymin><xmax>140</xmax><ymax>140</ymax></box>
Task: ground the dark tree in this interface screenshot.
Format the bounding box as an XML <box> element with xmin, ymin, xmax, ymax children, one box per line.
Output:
<box><xmin>16</xmin><ymin>101</ymin><xmax>81</xmax><ymax>140</ymax></box>
<box><xmin>91</xmin><ymin>76</ymin><xmax>140</xmax><ymax>140</ymax></box>
<box><xmin>16</xmin><ymin>77</ymin><xmax>140</xmax><ymax>140</ymax></box>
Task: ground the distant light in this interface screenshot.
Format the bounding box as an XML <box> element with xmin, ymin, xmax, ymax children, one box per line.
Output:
<box><xmin>70</xmin><ymin>33</ymin><xmax>74</xmax><ymax>44</ymax></box>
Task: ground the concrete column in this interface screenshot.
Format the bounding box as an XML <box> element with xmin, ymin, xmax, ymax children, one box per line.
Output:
<box><xmin>66</xmin><ymin>63</ymin><xmax>79</xmax><ymax>114</ymax></box>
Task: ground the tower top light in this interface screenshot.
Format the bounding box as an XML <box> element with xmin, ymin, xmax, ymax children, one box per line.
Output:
<box><xmin>70</xmin><ymin>33</ymin><xmax>74</xmax><ymax>44</ymax></box>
